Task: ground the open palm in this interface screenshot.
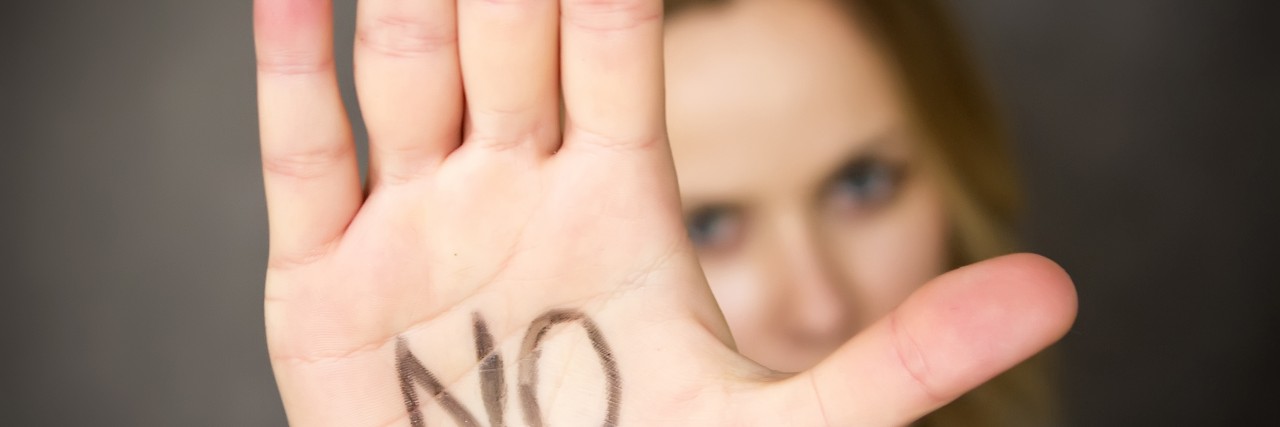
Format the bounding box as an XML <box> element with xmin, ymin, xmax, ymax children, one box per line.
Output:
<box><xmin>253</xmin><ymin>0</ymin><xmax>1076</xmax><ymax>425</ymax></box>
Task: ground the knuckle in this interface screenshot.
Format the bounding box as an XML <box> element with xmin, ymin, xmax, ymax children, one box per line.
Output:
<box><xmin>889</xmin><ymin>312</ymin><xmax>946</xmax><ymax>404</ymax></box>
<box><xmin>257</xmin><ymin>49</ymin><xmax>333</xmax><ymax>76</ymax></box>
<box><xmin>357</xmin><ymin>15</ymin><xmax>456</xmax><ymax>58</ymax></box>
<box><xmin>370</xmin><ymin>149</ymin><xmax>437</xmax><ymax>187</ymax></box>
<box><xmin>568</xmin><ymin>126</ymin><xmax>664</xmax><ymax>151</ymax></box>
<box><xmin>476</xmin><ymin>0</ymin><xmax>542</xmax><ymax>5</ymax></box>
<box><xmin>466</xmin><ymin>130</ymin><xmax>543</xmax><ymax>152</ymax></box>
<box><xmin>562</xmin><ymin>0</ymin><xmax>662</xmax><ymax>32</ymax></box>
<box><xmin>466</xmin><ymin>108</ymin><xmax>556</xmax><ymax>151</ymax></box>
<box><xmin>262</xmin><ymin>142</ymin><xmax>354</xmax><ymax>180</ymax></box>
<box><xmin>266</xmin><ymin>233</ymin><xmax>342</xmax><ymax>272</ymax></box>
<box><xmin>473</xmin><ymin>0</ymin><xmax>550</xmax><ymax>11</ymax></box>
<box><xmin>267</xmin><ymin>247</ymin><xmax>328</xmax><ymax>271</ymax></box>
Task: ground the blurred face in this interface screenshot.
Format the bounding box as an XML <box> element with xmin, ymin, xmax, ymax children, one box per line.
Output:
<box><xmin>665</xmin><ymin>0</ymin><xmax>950</xmax><ymax>373</ymax></box>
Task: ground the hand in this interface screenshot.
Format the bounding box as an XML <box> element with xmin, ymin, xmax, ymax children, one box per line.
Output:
<box><xmin>252</xmin><ymin>0</ymin><xmax>1078</xmax><ymax>425</ymax></box>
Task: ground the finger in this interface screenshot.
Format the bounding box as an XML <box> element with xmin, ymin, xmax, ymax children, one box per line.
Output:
<box><xmin>255</xmin><ymin>0</ymin><xmax>362</xmax><ymax>266</ymax></box>
<box><xmin>559</xmin><ymin>0</ymin><xmax>666</xmax><ymax>150</ymax></box>
<box><xmin>457</xmin><ymin>0</ymin><xmax>561</xmax><ymax>153</ymax></box>
<box><xmin>748</xmin><ymin>254</ymin><xmax>1078</xmax><ymax>426</ymax></box>
<box><xmin>355</xmin><ymin>0</ymin><xmax>462</xmax><ymax>186</ymax></box>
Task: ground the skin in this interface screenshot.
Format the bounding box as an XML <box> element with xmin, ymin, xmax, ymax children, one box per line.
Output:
<box><xmin>665</xmin><ymin>0</ymin><xmax>949</xmax><ymax>374</ymax></box>
<box><xmin>252</xmin><ymin>0</ymin><xmax>1078</xmax><ymax>425</ymax></box>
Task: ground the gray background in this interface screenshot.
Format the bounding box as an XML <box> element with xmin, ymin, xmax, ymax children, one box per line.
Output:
<box><xmin>3</xmin><ymin>0</ymin><xmax>1277</xmax><ymax>425</ymax></box>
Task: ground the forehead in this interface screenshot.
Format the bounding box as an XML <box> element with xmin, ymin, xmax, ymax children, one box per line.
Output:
<box><xmin>664</xmin><ymin>0</ymin><xmax>907</xmax><ymax>199</ymax></box>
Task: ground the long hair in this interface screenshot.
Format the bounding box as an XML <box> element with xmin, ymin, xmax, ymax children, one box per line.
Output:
<box><xmin>663</xmin><ymin>1</ymin><xmax>1055</xmax><ymax>425</ymax></box>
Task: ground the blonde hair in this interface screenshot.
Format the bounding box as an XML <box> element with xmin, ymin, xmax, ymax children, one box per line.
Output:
<box><xmin>664</xmin><ymin>0</ymin><xmax>1056</xmax><ymax>425</ymax></box>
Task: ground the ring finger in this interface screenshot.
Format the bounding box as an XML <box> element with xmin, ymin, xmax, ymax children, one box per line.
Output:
<box><xmin>355</xmin><ymin>0</ymin><xmax>463</xmax><ymax>187</ymax></box>
<box><xmin>457</xmin><ymin>0</ymin><xmax>562</xmax><ymax>154</ymax></box>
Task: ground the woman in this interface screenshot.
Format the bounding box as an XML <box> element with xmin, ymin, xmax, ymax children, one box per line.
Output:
<box><xmin>251</xmin><ymin>0</ymin><xmax>1076</xmax><ymax>425</ymax></box>
<box><xmin>663</xmin><ymin>0</ymin><xmax>1051</xmax><ymax>425</ymax></box>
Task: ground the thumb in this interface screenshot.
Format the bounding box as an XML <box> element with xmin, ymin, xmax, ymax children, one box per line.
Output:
<box><xmin>741</xmin><ymin>253</ymin><xmax>1077</xmax><ymax>426</ymax></box>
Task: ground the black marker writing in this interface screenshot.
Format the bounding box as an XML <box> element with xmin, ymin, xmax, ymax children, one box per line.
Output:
<box><xmin>474</xmin><ymin>313</ymin><xmax>506</xmax><ymax>427</ymax></box>
<box><xmin>395</xmin><ymin>309</ymin><xmax>621</xmax><ymax>427</ymax></box>
<box><xmin>396</xmin><ymin>336</ymin><xmax>481</xmax><ymax>426</ymax></box>
<box><xmin>517</xmin><ymin>310</ymin><xmax>621</xmax><ymax>427</ymax></box>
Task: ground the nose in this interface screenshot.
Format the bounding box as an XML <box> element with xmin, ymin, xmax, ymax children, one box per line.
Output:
<box><xmin>770</xmin><ymin>211</ymin><xmax>854</xmax><ymax>348</ymax></box>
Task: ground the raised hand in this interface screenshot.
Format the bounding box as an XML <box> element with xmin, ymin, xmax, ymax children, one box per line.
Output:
<box><xmin>252</xmin><ymin>0</ymin><xmax>1077</xmax><ymax>425</ymax></box>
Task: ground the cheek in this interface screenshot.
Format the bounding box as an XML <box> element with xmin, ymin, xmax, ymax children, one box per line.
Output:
<box><xmin>827</xmin><ymin>178</ymin><xmax>949</xmax><ymax>323</ymax></box>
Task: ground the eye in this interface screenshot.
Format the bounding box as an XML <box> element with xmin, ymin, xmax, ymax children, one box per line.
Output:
<box><xmin>684</xmin><ymin>205</ymin><xmax>744</xmax><ymax>253</ymax></box>
<box><xmin>825</xmin><ymin>157</ymin><xmax>905</xmax><ymax>213</ymax></box>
